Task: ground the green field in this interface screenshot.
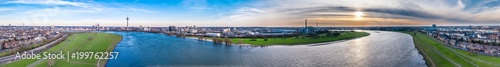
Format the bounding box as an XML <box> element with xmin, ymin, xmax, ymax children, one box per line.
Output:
<box><xmin>231</xmin><ymin>32</ymin><xmax>370</xmax><ymax>46</ymax></box>
<box><xmin>1</xmin><ymin>33</ymin><xmax>122</xmax><ymax>67</ymax></box>
<box><xmin>401</xmin><ymin>31</ymin><xmax>500</xmax><ymax>67</ymax></box>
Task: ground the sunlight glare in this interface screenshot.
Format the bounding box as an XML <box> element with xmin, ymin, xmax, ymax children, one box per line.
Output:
<box><xmin>354</xmin><ymin>12</ymin><xmax>364</xmax><ymax>20</ymax></box>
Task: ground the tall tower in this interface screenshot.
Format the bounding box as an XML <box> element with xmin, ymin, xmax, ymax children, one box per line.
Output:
<box><xmin>305</xmin><ymin>19</ymin><xmax>307</xmax><ymax>28</ymax></box>
<box><xmin>97</xmin><ymin>23</ymin><xmax>100</xmax><ymax>31</ymax></box>
<box><xmin>126</xmin><ymin>16</ymin><xmax>129</xmax><ymax>31</ymax></box>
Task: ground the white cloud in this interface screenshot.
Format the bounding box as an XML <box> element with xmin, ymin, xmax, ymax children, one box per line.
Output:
<box><xmin>2</xmin><ymin>0</ymin><xmax>159</xmax><ymax>15</ymax></box>
<box><xmin>216</xmin><ymin>0</ymin><xmax>500</xmax><ymax>26</ymax></box>
<box><xmin>4</xmin><ymin>0</ymin><xmax>104</xmax><ymax>11</ymax></box>
<box><xmin>189</xmin><ymin>7</ymin><xmax>212</xmax><ymax>10</ymax></box>
<box><xmin>183</xmin><ymin>0</ymin><xmax>210</xmax><ymax>13</ymax></box>
<box><xmin>0</xmin><ymin>0</ymin><xmax>161</xmax><ymax>26</ymax></box>
<box><xmin>0</xmin><ymin>8</ymin><xmax>16</xmax><ymax>12</ymax></box>
<box><xmin>123</xmin><ymin>6</ymin><xmax>159</xmax><ymax>13</ymax></box>
<box><xmin>5</xmin><ymin>0</ymin><xmax>87</xmax><ymax>7</ymax></box>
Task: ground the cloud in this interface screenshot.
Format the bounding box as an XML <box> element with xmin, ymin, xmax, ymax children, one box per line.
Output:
<box><xmin>227</xmin><ymin>7</ymin><xmax>266</xmax><ymax>18</ymax></box>
<box><xmin>123</xmin><ymin>6</ymin><xmax>159</xmax><ymax>13</ymax></box>
<box><xmin>4</xmin><ymin>0</ymin><xmax>104</xmax><ymax>11</ymax></box>
<box><xmin>4</xmin><ymin>0</ymin><xmax>86</xmax><ymax>6</ymax></box>
<box><xmin>1</xmin><ymin>0</ymin><xmax>159</xmax><ymax>15</ymax></box>
<box><xmin>189</xmin><ymin>7</ymin><xmax>212</xmax><ymax>10</ymax></box>
<box><xmin>0</xmin><ymin>0</ymin><xmax>162</xmax><ymax>26</ymax></box>
<box><xmin>183</xmin><ymin>0</ymin><xmax>209</xmax><ymax>12</ymax></box>
<box><xmin>0</xmin><ymin>8</ymin><xmax>16</xmax><ymax>12</ymax></box>
<box><xmin>217</xmin><ymin>0</ymin><xmax>500</xmax><ymax>26</ymax></box>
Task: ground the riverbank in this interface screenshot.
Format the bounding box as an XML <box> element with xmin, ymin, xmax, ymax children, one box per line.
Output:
<box><xmin>1</xmin><ymin>32</ymin><xmax>123</xmax><ymax>67</ymax></box>
<box><xmin>230</xmin><ymin>31</ymin><xmax>370</xmax><ymax>46</ymax></box>
<box><xmin>400</xmin><ymin>31</ymin><xmax>500</xmax><ymax>67</ymax></box>
<box><xmin>98</xmin><ymin>32</ymin><xmax>123</xmax><ymax>67</ymax></box>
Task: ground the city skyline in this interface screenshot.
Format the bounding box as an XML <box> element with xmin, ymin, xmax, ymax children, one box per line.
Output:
<box><xmin>0</xmin><ymin>0</ymin><xmax>500</xmax><ymax>27</ymax></box>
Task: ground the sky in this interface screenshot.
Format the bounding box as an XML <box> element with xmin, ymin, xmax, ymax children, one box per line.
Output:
<box><xmin>0</xmin><ymin>0</ymin><xmax>499</xmax><ymax>27</ymax></box>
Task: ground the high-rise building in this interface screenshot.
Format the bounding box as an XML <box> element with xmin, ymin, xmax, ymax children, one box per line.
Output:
<box><xmin>0</xmin><ymin>41</ymin><xmax>2</xmax><ymax>50</ymax></box>
<box><xmin>169</xmin><ymin>26</ymin><xmax>177</xmax><ymax>31</ymax></box>
<box><xmin>432</xmin><ymin>24</ymin><xmax>436</xmax><ymax>28</ymax></box>
<box><xmin>126</xmin><ymin>16</ymin><xmax>129</xmax><ymax>31</ymax></box>
<box><xmin>96</xmin><ymin>23</ymin><xmax>100</xmax><ymax>31</ymax></box>
<box><xmin>223</xmin><ymin>28</ymin><xmax>231</xmax><ymax>33</ymax></box>
<box><xmin>423</xmin><ymin>24</ymin><xmax>438</xmax><ymax>31</ymax></box>
<box><xmin>51</xmin><ymin>25</ymin><xmax>55</xmax><ymax>30</ymax></box>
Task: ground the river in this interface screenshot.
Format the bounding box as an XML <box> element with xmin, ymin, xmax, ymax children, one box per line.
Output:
<box><xmin>105</xmin><ymin>31</ymin><xmax>427</xmax><ymax>67</ymax></box>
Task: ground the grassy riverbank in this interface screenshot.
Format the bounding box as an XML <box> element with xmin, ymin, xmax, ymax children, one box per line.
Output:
<box><xmin>231</xmin><ymin>32</ymin><xmax>369</xmax><ymax>46</ymax></box>
<box><xmin>1</xmin><ymin>33</ymin><xmax>122</xmax><ymax>67</ymax></box>
<box><xmin>401</xmin><ymin>31</ymin><xmax>500</xmax><ymax>67</ymax></box>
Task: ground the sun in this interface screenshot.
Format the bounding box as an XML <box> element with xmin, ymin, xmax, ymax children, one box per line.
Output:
<box><xmin>354</xmin><ymin>12</ymin><xmax>364</xmax><ymax>17</ymax></box>
<box><xmin>354</xmin><ymin>12</ymin><xmax>364</xmax><ymax>20</ymax></box>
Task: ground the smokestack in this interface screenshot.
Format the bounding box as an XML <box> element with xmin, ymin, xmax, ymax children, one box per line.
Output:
<box><xmin>316</xmin><ymin>22</ymin><xmax>318</xmax><ymax>27</ymax></box>
<box><xmin>305</xmin><ymin>19</ymin><xmax>307</xmax><ymax>28</ymax></box>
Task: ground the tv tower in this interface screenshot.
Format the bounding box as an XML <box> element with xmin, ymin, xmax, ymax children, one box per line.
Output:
<box><xmin>126</xmin><ymin>16</ymin><xmax>129</xmax><ymax>31</ymax></box>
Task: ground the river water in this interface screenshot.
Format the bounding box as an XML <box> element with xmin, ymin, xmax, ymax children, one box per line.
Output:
<box><xmin>105</xmin><ymin>31</ymin><xmax>427</xmax><ymax>67</ymax></box>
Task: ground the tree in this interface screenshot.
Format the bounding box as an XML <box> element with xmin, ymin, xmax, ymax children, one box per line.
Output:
<box><xmin>224</xmin><ymin>37</ymin><xmax>232</xmax><ymax>45</ymax></box>
<box><xmin>48</xmin><ymin>59</ymin><xmax>55</xmax><ymax>67</ymax></box>
<box><xmin>468</xmin><ymin>50</ymin><xmax>474</xmax><ymax>56</ymax></box>
<box><xmin>250</xmin><ymin>35</ymin><xmax>257</xmax><ymax>41</ymax></box>
<box><xmin>87</xmin><ymin>36</ymin><xmax>95</xmax><ymax>41</ymax></box>
<box><xmin>238</xmin><ymin>39</ymin><xmax>243</xmax><ymax>44</ymax></box>
<box><xmin>213</xmin><ymin>37</ymin><xmax>219</xmax><ymax>44</ymax></box>
<box><xmin>326</xmin><ymin>32</ymin><xmax>332</xmax><ymax>37</ymax></box>
<box><xmin>333</xmin><ymin>32</ymin><xmax>340</xmax><ymax>36</ymax></box>
<box><xmin>181</xmin><ymin>34</ymin><xmax>186</xmax><ymax>38</ymax></box>
<box><xmin>217</xmin><ymin>37</ymin><xmax>222</xmax><ymax>44</ymax></box>
<box><xmin>314</xmin><ymin>34</ymin><xmax>320</xmax><ymax>39</ymax></box>
<box><xmin>263</xmin><ymin>36</ymin><xmax>268</xmax><ymax>41</ymax></box>
<box><xmin>197</xmin><ymin>36</ymin><xmax>201</xmax><ymax>40</ymax></box>
<box><xmin>282</xmin><ymin>34</ymin><xmax>286</xmax><ymax>39</ymax></box>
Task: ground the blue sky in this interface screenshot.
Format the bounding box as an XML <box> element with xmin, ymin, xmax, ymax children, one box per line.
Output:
<box><xmin>0</xmin><ymin>0</ymin><xmax>500</xmax><ymax>27</ymax></box>
<box><xmin>0</xmin><ymin>0</ymin><xmax>257</xmax><ymax>26</ymax></box>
